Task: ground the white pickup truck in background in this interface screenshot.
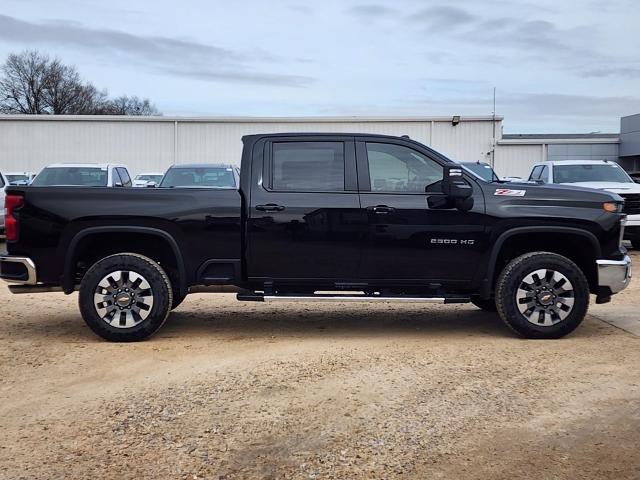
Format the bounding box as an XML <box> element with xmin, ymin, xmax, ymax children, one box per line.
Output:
<box><xmin>527</xmin><ymin>160</ymin><xmax>640</xmax><ymax>248</ymax></box>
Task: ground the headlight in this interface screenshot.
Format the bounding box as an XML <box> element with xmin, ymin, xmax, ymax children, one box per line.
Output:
<box><xmin>603</xmin><ymin>202</ymin><xmax>623</xmax><ymax>213</ymax></box>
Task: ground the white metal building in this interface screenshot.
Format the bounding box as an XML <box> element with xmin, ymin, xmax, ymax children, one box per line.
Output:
<box><xmin>0</xmin><ymin>115</ymin><xmax>502</xmax><ymax>176</ymax></box>
<box><xmin>0</xmin><ymin>114</ymin><xmax>625</xmax><ymax>179</ymax></box>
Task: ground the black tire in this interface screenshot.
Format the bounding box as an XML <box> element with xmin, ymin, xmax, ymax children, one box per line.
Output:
<box><xmin>470</xmin><ymin>296</ymin><xmax>497</xmax><ymax>312</ymax></box>
<box><xmin>79</xmin><ymin>253</ymin><xmax>173</xmax><ymax>342</ymax></box>
<box><xmin>495</xmin><ymin>252</ymin><xmax>589</xmax><ymax>339</ymax></box>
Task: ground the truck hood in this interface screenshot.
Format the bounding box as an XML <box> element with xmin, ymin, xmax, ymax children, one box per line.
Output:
<box><xmin>559</xmin><ymin>181</ymin><xmax>640</xmax><ymax>194</ymax></box>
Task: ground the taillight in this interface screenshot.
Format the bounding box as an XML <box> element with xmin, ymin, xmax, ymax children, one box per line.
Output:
<box><xmin>5</xmin><ymin>194</ymin><xmax>24</xmax><ymax>242</ymax></box>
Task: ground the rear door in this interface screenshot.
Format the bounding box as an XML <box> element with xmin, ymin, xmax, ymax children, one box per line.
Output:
<box><xmin>356</xmin><ymin>137</ymin><xmax>486</xmax><ymax>283</ymax></box>
<box><xmin>247</xmin><ymin>136</ymin><xmax>364</xmax><ymax>281</ymax></box>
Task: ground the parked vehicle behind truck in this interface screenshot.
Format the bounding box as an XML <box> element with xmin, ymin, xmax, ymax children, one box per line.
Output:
<box><xmin>0</xmin><ymin>133</ymin><xmax>632</xmax><ymax>341</ymax></box>
<box><xmin>32</xmin><ymin>164</ymin><xmax>133</xmax><ymax>187</ymax></box>
<box><xmin>527</xmin><ymin>160</ymin><xmax>640</xmax><ymax>249</ymax></box>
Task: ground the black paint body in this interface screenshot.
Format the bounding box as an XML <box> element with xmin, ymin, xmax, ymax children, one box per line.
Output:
<box><xmin>4</xmin><ymin>133</ymin><xmax>627</xmax><ymax>297</ymax></box>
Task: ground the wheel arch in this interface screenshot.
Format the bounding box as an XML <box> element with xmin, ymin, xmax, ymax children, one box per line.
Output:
<box><xmin>480</xmin><ymin>226</ymin><xmax>601</xmax><ymax>298</ymax></box>
<box><xmin>63</xmin><ymin>226</ymin><xmax>187</xmax><ymax>296</ymax></box>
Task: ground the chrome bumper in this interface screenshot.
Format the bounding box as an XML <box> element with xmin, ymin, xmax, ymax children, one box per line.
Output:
<box><xmin>597</xmin><ymin>255</ymin><xmax>632</xmax><ymax>294</ymax></box>
<box><xmin>0</xmin><ymin>255</ymin><xmax>37</xmax><ymax>285</ymax></box>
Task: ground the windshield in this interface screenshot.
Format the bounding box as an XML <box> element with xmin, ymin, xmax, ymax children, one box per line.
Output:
<box><xmin>160</xmin><ymin>167</ymin><xmax>236</xmax><ymax>188</ymax></box>
<box><xmin>135</xmin><ymin>174</ymin><xmax>163</xmax><ymax>182</ymax></box>
<box><xmin>6</xmin><ymin>174</ymin><xmax>30</xmax><ymax>184</ymax></box>
<box><xmin>32</xmin><ymin>167</ymin><xmax>108</xmax><ymax>186</ymax></box>
<box><xmin>461</xmin><ymin>163</ymin><xmax>497</xmax><ymax>182</ymax></box>
<box><xmin>553</xmin><ymin>163</ymin><xmax>632</xmax><ymax>184</ymax></box>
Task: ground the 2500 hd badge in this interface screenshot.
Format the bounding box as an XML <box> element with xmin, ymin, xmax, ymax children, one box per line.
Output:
<box><xmin>430</xmin><ymin>238</ymin><xmax>476</xmax><ymax>245</ymax></box>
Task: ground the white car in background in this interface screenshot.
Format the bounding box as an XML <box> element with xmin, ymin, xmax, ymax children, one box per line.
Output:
<box><xmin>133</xmin><ymin>172</ymin><xmax>164</xmax><ymax>187</ymax></box>
<box><xmin>31</xmin><ymin>163</ymin><xmax>133</xmax><ymax>187</ymax></box>
<box><xmin>4</xmin><ymin>172</ymin><xmax>34</xmax><ymax>185</ymax></box>
<box><xmin>527</xmin><ymin>160</ymin><xmax>640</xmax><ymax>248</ymax></box>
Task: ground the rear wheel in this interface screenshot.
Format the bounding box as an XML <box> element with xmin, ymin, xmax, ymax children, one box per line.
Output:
<box><xmin>495</xmin><ymin>252</ymin><xmax>589</xmax><ymax>339</ymax></box>
<box><xmin>79</xmin><ymin>253</ymin><xmax>172</xmax><ymax>341</ymax></box>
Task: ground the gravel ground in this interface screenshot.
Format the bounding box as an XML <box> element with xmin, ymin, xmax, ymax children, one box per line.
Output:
<box><xmin>0</xmin><ymin>247</ymin><xmax>638</xmax><ymax>479</ymax></box>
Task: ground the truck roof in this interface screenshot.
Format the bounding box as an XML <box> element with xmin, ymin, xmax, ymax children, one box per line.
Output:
<box><xmin>534</xmin><ymin>160</ymin><xmax>619</xmax><ymax>166</ymax></box>
<box><xmin>43</xmin><ymin>163</ymin><xmax>128</xmax><ymax>169</ymax></box>
<box><xmin>167</xmin><ymin>163</ymin><xmax>235</xmax><ymax>169</ymax></box>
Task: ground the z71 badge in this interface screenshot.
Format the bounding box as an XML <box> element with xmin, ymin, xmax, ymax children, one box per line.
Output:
<box><xmin>494</xmin><ymin>188</ymin><xmax>526</xmax><ymax>197</ymax></box>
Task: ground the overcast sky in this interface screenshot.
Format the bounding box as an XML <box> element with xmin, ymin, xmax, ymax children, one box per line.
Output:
<box><xmin>1</xmin><ymin>0</ymin><xmax>638</xmax><ymax>132</ymax></box>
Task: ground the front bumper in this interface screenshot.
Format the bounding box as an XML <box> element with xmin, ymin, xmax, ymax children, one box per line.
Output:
<box><xmin>597</xmin><ymin>255</ymin><xmax>632</xmax><ymax>294</ymax></box>
<box><xmin>0</xmin><ymin>255</ymin><xmax>37</xmax><ymax>285</ymax></box>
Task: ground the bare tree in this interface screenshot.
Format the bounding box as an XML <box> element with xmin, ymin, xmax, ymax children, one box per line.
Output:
<box><xmin>0</xmin><ymin>51</ymin><xmax>50</xmax><ymax>113</ymax></box>
<box><xmin>105</xmin><ymin>95</ymin><xmax>161</xmax><ymax>116</ymax></box>
<box><xmin>0</xmin><ymin>50</ymin><xmax>161</xmax><ymax>116</ymax></box>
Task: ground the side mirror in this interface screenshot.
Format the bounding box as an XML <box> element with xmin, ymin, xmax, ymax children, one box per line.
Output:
<box><xmin>442</xmin><ymin>165</ymin><xmax>473</xmax><ymax>199</ymax></box>
<box><xmin>437</xmin><ymin>165</ymin><xmax>474</xmax><ymax>211</ymax></box>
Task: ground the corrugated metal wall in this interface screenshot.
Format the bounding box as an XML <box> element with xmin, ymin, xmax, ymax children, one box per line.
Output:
<box><xmin>0</xmin><ymin>116</ymin><xmax>499</xmax><ymax>176</ymax></box>
<box><xmin>494</xmin><ymin>144</ymin><xmax>544</xmax><ymax>178</ymax></box>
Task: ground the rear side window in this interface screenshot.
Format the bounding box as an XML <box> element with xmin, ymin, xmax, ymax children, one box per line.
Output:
<box><xmin>116</xmin><ymin>168</ymin><xmax>132</xmax><ymax>187</ymax></box>
<box><xmin>271</xmin><ymin>142</ymin><xmax>344</xmax><ymax>192</ymax></box>
<box><xmin>0</xmin><ymin>174</ymin><xmax>4</xmax><ymax>188</ymax></box>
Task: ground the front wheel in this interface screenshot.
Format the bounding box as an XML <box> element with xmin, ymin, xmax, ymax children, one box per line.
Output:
<box><xmin>495</xmin><ymin>252</ymin><xmax>589</xmax><ymax>339</ymax></box>
<box><xmin>79</xmin><ymin>253</ymin><xmax>173</xmax><ymax>341</ymax></box>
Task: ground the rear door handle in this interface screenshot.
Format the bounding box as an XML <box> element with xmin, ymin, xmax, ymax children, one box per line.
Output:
<box><xmin>366</xmin><ymin>205</ymin><xmax>395</xmax><ymax>214</ymax></box>
<box><xmin>256</xmin><ymin>204</ymin><xmax>285</xmax><ymax>212</ymax></box>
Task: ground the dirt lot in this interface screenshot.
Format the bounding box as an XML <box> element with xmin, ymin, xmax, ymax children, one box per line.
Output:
<box><xmin>0</xmin><ymin>247</ymin><xmax>638</xmax><ymax>480</ymax></box>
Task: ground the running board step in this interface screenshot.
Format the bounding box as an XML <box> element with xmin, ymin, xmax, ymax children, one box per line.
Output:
<box><xmin>237</xmin><ymin>293</ymin><xmax>470</xmax><ymax>304</ymax></box>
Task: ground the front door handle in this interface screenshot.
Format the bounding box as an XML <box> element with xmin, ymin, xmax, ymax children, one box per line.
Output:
<box><xmin>366</xmin><ymin>205</ymin><xmax>395</xmax><ymax>214</ymax></box>
<box><xmin>256</xmin><ymin>204</ymin><xmax>285</xmax><ymax>212</ymax></box>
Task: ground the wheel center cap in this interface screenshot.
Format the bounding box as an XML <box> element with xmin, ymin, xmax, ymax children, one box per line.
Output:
<box><xmin>115</xmin><ymin>293</ymin><xmax>132</xmax><ymax>307</ymax></box>
<box><xmin>538</xmin><ymin>292</ymin><xmax>553</xmax><ymax>305</ymax></box>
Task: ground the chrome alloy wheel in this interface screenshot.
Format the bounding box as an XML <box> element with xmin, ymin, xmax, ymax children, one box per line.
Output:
<box><xmin>94</xmin><ymin>270</ymin><xmax>154</xmax><ymax>328</ymax></box>
<box><xmin>516</xmin><ymin>268</ymin><xmax>575</xmax><ymax>326</ymax></box>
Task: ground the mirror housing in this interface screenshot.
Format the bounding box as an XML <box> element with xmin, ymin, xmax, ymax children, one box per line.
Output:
<box><xmin>439</xmin><ymin>165</ymin><xmax>474</xmax><ymax>211</ymax></box>
<box><xmin>114</xmin><ymin>181</ymin><xmax>124</xmax><ymax>188</ymax></box>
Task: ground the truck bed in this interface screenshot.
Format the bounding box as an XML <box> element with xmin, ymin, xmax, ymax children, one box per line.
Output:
<box><xmin>5</xmin><ymin>186</ymin><xmax>242</xmax><ymax>287</ymax></box>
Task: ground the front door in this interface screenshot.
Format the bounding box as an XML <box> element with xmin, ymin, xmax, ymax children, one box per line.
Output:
<box><xmin>247</xmin><ymin>136</ymin><xmax>364</xmax><ymax>282</ymax></box>
<box><xmin>356</xmin><ymin>138</ymin><xmax>486</xmax><ymax>284</ymax></box>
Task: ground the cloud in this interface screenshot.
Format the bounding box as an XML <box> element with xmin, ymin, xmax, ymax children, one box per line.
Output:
<box><xmin>0</xmin><ymin>14</ymin><xmax>314</xmax><ymax>87</ymax></box>
<box><xmin>347</xmin><ymin>4</ymin><xmax>398</xmax><ymax>19</ymax></box>
<box><xmin>409</xmin><ymin>6</ymin><xmax>476</xmax><ymax>30</ymax></box>
<box><xmin>579</xmin><ymin>66</ymin><xmax>640</xmax><ymax>79</ymax></box>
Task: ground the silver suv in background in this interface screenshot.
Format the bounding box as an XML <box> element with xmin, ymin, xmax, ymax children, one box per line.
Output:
<box><xmin>31</xmin><ymin>164</ymin><xmax>132</xmax><ymax>187</ymax></box>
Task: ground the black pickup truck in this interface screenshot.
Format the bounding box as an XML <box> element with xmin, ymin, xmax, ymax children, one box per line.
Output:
<box><xmin>0</xmin><ymin>133</ymin><xmax>632</xmax><ymax>341</ymax></box>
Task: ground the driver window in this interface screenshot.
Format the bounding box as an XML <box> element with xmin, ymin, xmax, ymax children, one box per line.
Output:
<box><xmin>366</xmin><ymin>143</ymin><xmax>443</xmax><ymax>193</ymax></box>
